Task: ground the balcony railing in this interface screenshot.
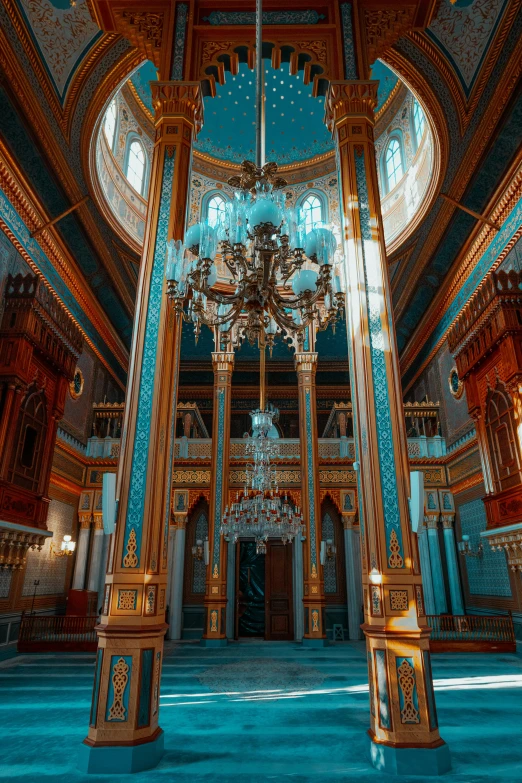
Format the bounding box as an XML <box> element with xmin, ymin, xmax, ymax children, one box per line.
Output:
<box><xmin>18</xmin><ymin>614</ymin><xmax>98</xmax><ymax>652</ymax></box>
<box><xmin>85</xmin><ymin>435</ymin><xmax>446</xmax><ymax>462</ymax></box>
<box><xmin>427</xmin><ymin>613</ymin><xmax>516</xmax><ymax>653</ymax></box>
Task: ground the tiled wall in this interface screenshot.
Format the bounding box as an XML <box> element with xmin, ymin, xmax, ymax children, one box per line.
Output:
<box><xmin>22</xmin><ymin>500</ymin><xmax>75</xmax><ymax>597</ymax></box>
<box><xmin>458</xmin><ymin>498</ymin><xmax>512</xmax><ymax>597</ymax></box>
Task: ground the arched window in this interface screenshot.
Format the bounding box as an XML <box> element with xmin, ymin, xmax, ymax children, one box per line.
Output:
<box><xmin>412</xmin><ymin>100</ymin><xmax>426</xmax><ymax>149</ymax></box>
<box><xmin>384</xmin><ymin>137</ymin><xmax>403</xmax><ymax>191</ymax></box>
<box><xmin>207</xmin><ymin>194</ymin><xmax>227</xmax><ymax>228</ymax></box>
<box><xmin>125</xmin><ymin>139</ymin><xmax>146</xmax><ymax>195</ymax></box>
<box><xmin>10</xmin><ymin>386</ymin><xmax>47</xmax><ymax>493</ymax></box>
<box><xmin>485</xmin><ymin>384</ymin><xmax>522</xmax><ymax>493</ymax></box>
<box><xmin>301</xmin><ymin>193</ymin><xmax>324</xmax><ymax>234</ymax></box>
<box><xmin>104</xmin><ymin>100</ymin><xmax>117</xmax><ymax>151</ymax></box>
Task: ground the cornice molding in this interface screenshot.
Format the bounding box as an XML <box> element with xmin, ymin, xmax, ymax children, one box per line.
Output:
<box><xmin>392</xmin><ymin>24</ymin><xmax>522</xmax><ymax>323</ymax></box>
<box><xmin>0</xmin><ymin>27</ymin><xmax>137</xmax><ymax>317</ymax></box>
<box><xmin>401</xmin><ymin>156</ymin><xmax>522</xmax><ymax>391</ymax></box>
<box><xmin>0</xmin><ymin>143</ymin><xmax>128</xmax><ymax>386</ymax></box>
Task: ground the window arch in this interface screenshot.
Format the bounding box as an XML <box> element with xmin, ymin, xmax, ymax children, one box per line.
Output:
<box><xmin>296</xmin><ymin>191</ymin><xmax>327</xmax><ymax>234</ymax></box>
<box><xmin>125</xmin><ymin>137</ymin><xmax>147</xmax><ymax>195</ymax></box>
<box><xmin>383</xmin><ymin>136</ymin><xmax>404</xmax><ymax>193</ymax></box>
<box><xmin>9</xmin><ymin>386</ymin><xmax>47</xmax><ymax>493</ymax></box>
<box><xmin>485</xmin><ymin>384</ymin><xmax>522</xmax><ymax>493</ymax></box>
<box><xmin>206</xmin><ymin>193</ymin><xmax>227</xmax><ymax>228</ymax></box>
<box><xmin>412</xmin><ymin>100</ymin><xmax>426</xmax><ymax>151</ymax></box>
<box><xmin>104</xmin><ymin>99</ymin><xmax>117</xmax><ymax>151</ymax></box>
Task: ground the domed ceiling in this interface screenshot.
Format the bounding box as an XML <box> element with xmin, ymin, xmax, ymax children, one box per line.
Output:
<box><xmin>130</xmin><ymin>59</ymin><xmax>399</xmax><ymax>166</ymax></box>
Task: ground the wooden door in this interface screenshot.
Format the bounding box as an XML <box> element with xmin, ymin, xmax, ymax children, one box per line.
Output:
<box><xmin>265</xmin><ymin>541</ymin><xmax>294</xmax><ymax>640</ymax></box>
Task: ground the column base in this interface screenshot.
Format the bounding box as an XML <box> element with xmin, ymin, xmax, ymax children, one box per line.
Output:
<box><xmin>367</xmin><ymin>735</ymin><xmax>451</xmax><ymax>776</ymax></box>
<box><xmin>78</xmin><ymin>730</ymin><xmax>164</xmax><ymax>774</ymax></box>
<box><xmin>302</xmin><ymin>637</ymin><xmax>328</xmax><ymax>648</ymax></box>
<box><xmin>200</xmin><ymin>637</ymin><xmax>228</xmax><ymax>648</ymax></box>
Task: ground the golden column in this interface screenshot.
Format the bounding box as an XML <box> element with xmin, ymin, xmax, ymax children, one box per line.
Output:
<box><xmin>324</xmin><ymin>11</ymin><xmax>450</xmax><ymax>774</ymax></box>
<box><xmin>79</xmin><ymin>82</ymin><xmax>202</xmax><ymax>774</ymax></box>
<box><xmin>295</xmin><ymin>351</ymin><xmax>326</xmax><ymax>645</ymax></box>
<box><xmin>201</xmin><ymin>350</ymin><xmax>235</xmax><ymax>646</ymax></box>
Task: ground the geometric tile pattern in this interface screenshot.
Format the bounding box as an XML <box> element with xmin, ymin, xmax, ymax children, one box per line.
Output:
<box><xmin>0</xmin><ymin>570</ymin><xmax>13</xmax><ymax>599</ymax></box>
<box><xmin>193</xmin><ymin>511</ymin><xmax>208</xmax><ymax>594</ymax></box>
<box><xmin>458</xmin><ymin>498</ymin><xmax>512</xmax><ymax>597</ymax></box>
<box><xmin>354</xmin><ymin>148</ymin><xmax>404</xmax><ymax>565</ymax></box>
<box><xmin>122</xmin><ymin>151</ymin><xmax>175</xmax><ymax>568</ymax></box>
<box><xmin>321</xmin><ymin>512</ymin><xmax>337</xmax><ymax>594</ymax></box>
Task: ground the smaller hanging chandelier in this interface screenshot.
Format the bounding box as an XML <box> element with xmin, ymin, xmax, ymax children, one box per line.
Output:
<box><xmin>220</xmin><ymin>344</ymin><xmax>303</xmax><ymax>554</ymax></box>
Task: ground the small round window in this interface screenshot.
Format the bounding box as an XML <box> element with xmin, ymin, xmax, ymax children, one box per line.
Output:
<box><xmin>448</xmin><ymin>368</ymin><xmax>463</xmax><ymax>399</ymax></box>
<box><xmin>70</xmin><ymin>368</ymin><xmax>84</xmax><ymax>400</ymax></box>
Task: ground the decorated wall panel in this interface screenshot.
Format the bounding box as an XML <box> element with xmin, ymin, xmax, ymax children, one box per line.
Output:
<box><xmin>21</xmin><ymin>498</ymin><xmax>75</xmax><ymax>596</ymax></box>
<box><xmin>458</xmin><ymin>498</ymin><xmax>512</xmax><ymax>597</ymax></box>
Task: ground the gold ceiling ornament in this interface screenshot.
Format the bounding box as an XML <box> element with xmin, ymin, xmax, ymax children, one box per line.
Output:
<box><xmin>227</xmin><ymin>160</ymin><xmax>288</xmax><ymax>192</ymax></box>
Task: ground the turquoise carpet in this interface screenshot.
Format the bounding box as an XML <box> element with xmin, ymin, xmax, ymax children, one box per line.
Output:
<box><xmin>1</xmin><ymin>641</ymin><xmax>521</xmax><ymax>782</ymax></box>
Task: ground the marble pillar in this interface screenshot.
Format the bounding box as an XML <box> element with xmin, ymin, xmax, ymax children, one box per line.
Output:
<box><xmin>73</xmin><ymin>519</ymin><xmax>91</xmax><ymax>591</ymax></box>
<box><xmin>292</xmin><ymin>532</ymin><xmax>304</xmax><ymax>642</ymax></box>
<box><xmin>417</xmin><ymin>525</ymin><xmax>437</xmax><ymax>616</ymax></box>
<box><xmin>87</xmin><ymin>516</ymin><xmax>105</xmax><ymax>595</ymax></box>
<box><xmin>80</xmin><ymin>81</ymin><xmax>201</xmax><ymax>774</ymax></box>
<box><xmin>226</xmin><ymin>539</ymin><xmax>236</xmax><ymax>640</ymax></box>
<box><xmin>167</xmin><ymin>514</ymin><xmax>187</xmax><ymax>641</ymax></box>
<box><xmin>426</xmin><ymin>519</ymin><xmax>448</xmax><ymax>615</ymax></box>
<box><xmin>342</xmin><ymin>503</ymin><xmax>363</xmax><ymax>640</ymax></box>
<box><xmin>442</xmin><ymin>516</ymin><xmax>464</xmax><ymax>616</ymax></box>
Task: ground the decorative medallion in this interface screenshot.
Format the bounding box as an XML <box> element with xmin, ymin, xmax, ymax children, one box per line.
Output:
<box><xmin>69</xmin><ymin>367</ymin><xmax>84</xmax><ymax>399</ymax></box>
<box><xmin>449</xmin><ymin>367</ymin><xmax>464</xmax><ymax>399</ymax></box>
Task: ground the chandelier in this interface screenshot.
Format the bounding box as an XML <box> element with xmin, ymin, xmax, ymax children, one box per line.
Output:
<box><xmin>165</xmin><ymin>0</ymin><xmax>345</xmax><ymax>348</ymax></box>
<box><xmin>220</xmin><ymin>398</ymin><xmax>304</xmax><ymax>554</ymax></box>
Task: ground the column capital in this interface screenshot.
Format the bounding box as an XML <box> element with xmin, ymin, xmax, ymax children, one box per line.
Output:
<box><xmin>441</xmin><ymin>514</ymin><xmax>455</xmax><ymax>529</ymax></box>
<box><xmin>342</xmin><ymin>512</ymin><xmax>358</xmax><ymax>530</ymax></box>
<box><xmin>78</xmin><ymin>514</ymin><xmax>92</xmax><ymax>530</ymax></box>
<box><xmin>151</xmin><ymin>81</ymin><xmax>204</xmax><ymax>136</ymax></box>
<box><xmin>211</xmin><ymin>351</ymin><xmax>235</xmax><ymax>374</ymax></box>
<box><xmin>172</xmin><ymin>512</ymin><xmax>188</xmax><ymax>529</ymax></box>
<box><xmin>92</xmin><ymin>514</ymin><xmax>104</xmax><ymax>531</ymax></box>
<box><xmin>325</xmin><ymin>81</ymin><xmax>379</xmax><ymax>132</ymax></box>
<box><xmin>425</xmin><ymin>516</ymin><xmax>440</xmax><ymax>530</ymax></box>
<box><xmin>294</xmin><ymin>351</ymin><xmax>318</xmax><ymax>373</ymax></box>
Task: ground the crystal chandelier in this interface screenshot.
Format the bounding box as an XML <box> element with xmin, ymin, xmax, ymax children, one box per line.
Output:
<box><xmin>165</xmin><ymin>0</ymin><xmax>345</xmax><ymax>349</ymax></box>
<box><xmin>220</xmin><ymin>381</ymin><xmax>304</xmax><ymax>554</ymax></box>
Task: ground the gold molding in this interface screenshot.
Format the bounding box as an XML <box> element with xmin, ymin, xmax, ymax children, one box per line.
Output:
<box><xmin>392</xmin><ymin>26</ymin><xmax>522</xmax><ymax>325</ymax></box>
<box><xmin>0</xmin><ymin>27</ymin><xmax>137</xmax><ymax>317</ymax></box>
<box><xmin>401</xmin><ymin>158</ymin><xmax>522</xmax><ymax>391</ymax></box>
<box><xmin>0</xmin><ymin>143</ymin><xmax>128</xmax><ymax>386</ymax></box>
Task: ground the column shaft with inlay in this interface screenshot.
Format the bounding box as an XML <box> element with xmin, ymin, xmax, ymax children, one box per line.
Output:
<box><xmin>202</xmin><ymin>352</ymin><xmax>234</xmax><ymax>646</ymax></box>
<box><xmin>295</xmin><ymin>352</ymin><xmax>326</xmax><ymax>645</ymax></box>
<box><xmin>79</xmin><ymin>82</ymin><xmax>202</xmax><ymax>774</ymax></box>
<box><xmin>325</xmin><ymin>68</ymin><xmax>449</xmax><ymax>772</ymax></box>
